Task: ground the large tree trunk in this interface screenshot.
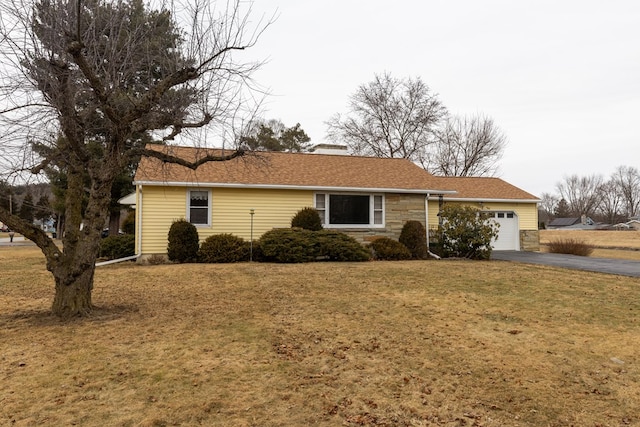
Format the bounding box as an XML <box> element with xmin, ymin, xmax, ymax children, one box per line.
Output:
<box><xmin>52</xmin><ymin>266</ymin><xmax>94</xmax><ymax>317</ymax></box>
<box><xmin>48</xmin><ymin>162</ymin><xmax>112</xmax><ymax>318</ymax></box>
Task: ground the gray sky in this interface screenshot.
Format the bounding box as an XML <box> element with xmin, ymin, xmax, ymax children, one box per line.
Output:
<box><xmin>244</xmin><ymin>0</ymin><xmax>640</xmax><ymax>197</ymax></box>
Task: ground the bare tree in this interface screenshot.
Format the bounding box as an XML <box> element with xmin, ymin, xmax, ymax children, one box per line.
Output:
<box><xmin>0</xmin><ymin>0</ymin><xmax>269</xmax><ymax>317</ymax></box>
<box><xmin>539</xmin><ymin>192</ymin><xmax>558</xmax><ymax>218</ymax></box>
<box><xmin>325</xmin><ymin>72</ymin><xmax>447</xmax><ymax>164</ymax></box>
<box><xmin>556</xmin><ymin>174</ymin><xmax>604</xmax><ymax>218</ymax></box>
<box><xmin>597</xmin><ymin>179</ymin><xmax>624</xmax><ymax>224</ymax></box>
<box><xmin>429</xmin><ymin>114</ymin><xmax>506</xmax><ymax>176</ymax></box>
<box><xmin>612</xmin><ymin>165</ymin><xmax>640</xmax><ymax>218</ymax></box>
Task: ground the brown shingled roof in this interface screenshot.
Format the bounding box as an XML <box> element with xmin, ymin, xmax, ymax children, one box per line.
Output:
<box><xmin>433</xmin><ymin>176</ymin><xmax>539</xmax><ymax>201</ymax></box>
<box><xmin>134</xmin><ymin>145</ymin><xmax>455</xmax><ymax>193</ymax></box>
<box><xmin>134</xmin><ymin>145</ymin><xmax>538</xmax><ymax>201</ymax></box>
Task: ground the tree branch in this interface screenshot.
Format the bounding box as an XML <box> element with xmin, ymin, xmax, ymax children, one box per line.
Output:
<box><xmin>0</xmin><ymin>207</ymin><xmax>62</xmax><ymax>268</ymax></box>
<box><xmin>131</xmin><ymin>146</ymin><xmax>245</xmax><ymax>170</ymax></box>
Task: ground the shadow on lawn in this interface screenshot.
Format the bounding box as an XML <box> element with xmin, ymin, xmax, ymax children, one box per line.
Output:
<box><xmin>0</xmin><ymin>304</ymin><xmax>139</xmax><ymax>327</ymax></box>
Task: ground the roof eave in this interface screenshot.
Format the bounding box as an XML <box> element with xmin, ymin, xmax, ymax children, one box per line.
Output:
<box><xmin>432</xmin><ymin>196</ymin><xmax>540</xmax><ymax>203</ymax></box>
<box><xmin>133</xmin><ymin>180</ymin><xmax>457</xmax><ymax>195</ymax></box>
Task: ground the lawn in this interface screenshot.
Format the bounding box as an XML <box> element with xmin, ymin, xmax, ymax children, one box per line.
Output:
<box><xmin>1</xmin><ymin>246</ymin><xmax>640</xmax><ymax>426</ymax></box>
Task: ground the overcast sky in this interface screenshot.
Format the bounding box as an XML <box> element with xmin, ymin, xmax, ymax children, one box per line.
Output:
<box><xmin>243</xmin><ymin>0</ymin><xmax>640</xmax><ymax>197</ymax></box>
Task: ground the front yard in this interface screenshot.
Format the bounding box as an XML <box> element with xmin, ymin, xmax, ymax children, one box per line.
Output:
<box><xmin>1</xmin><ymin>246</ymin><xmax>639</xmax><ymax>426</ymax></box>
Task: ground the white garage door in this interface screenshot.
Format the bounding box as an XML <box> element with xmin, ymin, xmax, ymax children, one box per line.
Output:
<box><xmin>490</xmin><ymin>211</ymin><xmax>519</xmax><ymax>250</ymax></box>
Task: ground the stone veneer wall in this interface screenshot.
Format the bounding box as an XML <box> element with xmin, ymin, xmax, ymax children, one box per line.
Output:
<box><xmin>520</xmin><ymin>230</ymin><xmax>540</xmax><ymax>251</ymax></box>
<box><xmin>338</xmin><ymin>194</ymin><xmax>427</xmax><ymax>244</ymax></box>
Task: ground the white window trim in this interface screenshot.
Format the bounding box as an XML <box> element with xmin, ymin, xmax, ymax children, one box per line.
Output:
<box><xmin>314</xmin><ymin>192</ymin><xmax>385</xmax><ymax>228</ymax></box>
<box><xmin>187</xmin><ymin>189</ymin><xmax>212</xmax><ymax>227</ymax></box>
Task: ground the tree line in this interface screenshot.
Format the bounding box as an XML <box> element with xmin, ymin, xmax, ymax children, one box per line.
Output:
<box><xmin>539</xmin><ymin>166</ymin><xmax>640</xmax><ymax>224</ymax></box>
<box><xmin>0</xmin><ymin>182</ymin><xmax>52</xmax><ymax>227</ymax></box>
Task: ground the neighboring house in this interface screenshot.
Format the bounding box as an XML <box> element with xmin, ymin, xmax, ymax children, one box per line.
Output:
<box><xmin>547</xmin><ymin>216</ymin><xmax>596</xmax><ymax>230</ymax></box>
<box><xmin>132</xmin><ymin>145</ymin><xmax>540</xmax><ymax>258</ymax></box>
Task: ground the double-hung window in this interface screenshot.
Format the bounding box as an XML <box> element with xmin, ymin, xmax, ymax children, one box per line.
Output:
<box><xmin>315</xmin><ymin>193</ymin><xmax>384</xmax><ymax>228</ymax></box>
<box><xmin>188</xmin><ymin>190</ymin><xmax>210</xmax><ymax>226</ymax></box>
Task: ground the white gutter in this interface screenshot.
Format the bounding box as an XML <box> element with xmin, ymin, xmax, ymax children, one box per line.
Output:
<box><xmin>134</xmin><ymin>180</ymin><xmax>457</xmax><ymax>196</ymax></box>
<box><xmin>428</xmin><ymin>196</ymin><xmax>540</xmax><ymax>203</ymax></box>
<box><xmin>425</xmin><ymin>194</ymin><xmax>441</xmax><ymax>260</ymax></box>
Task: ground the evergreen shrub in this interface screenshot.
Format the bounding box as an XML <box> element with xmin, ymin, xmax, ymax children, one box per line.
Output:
<box><xmin>99</xmin><ymin>234</ymin><xmax>135</xmax><ymax>260</ymax></box>
<box><xmin>399</xmin><ymin>220</ymin><xmax>429</xmax><ymax>259</ymax></box>
<box><xmin>291</xmin><ymin>207</ymin><xmax>323</xmax><ymax>231</ymax></box>
<box><xmin>259</xmin><ymin>228</ymin><xmax>370</xmax><ymax>263</ymax></box>
<box><xmin>368</xmin><ymin>237</ymin><xmax>412</xmax><ymax>260</ymax></box>
<box><xmin>315</xmin><ymin>230</ymin><xmax>371</xmax><ymax>261</ymax></box>
<box><xmin>259</xmin><ymin>228</ymin><xmax>318</xmax><ymax>263</ymax></box>
<box><xmin>199</xmin><ymin>233</ymin><xmax>249</xmax><ymax>263</ymax></box>
<box><xmin>167</xmin><ymin>219</ymin><xmax>199</xmax><ymax>263</ymax></box>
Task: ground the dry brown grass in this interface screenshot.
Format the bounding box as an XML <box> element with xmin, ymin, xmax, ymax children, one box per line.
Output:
<box><xmin>2</xmin><ymin>246</ymin><xmax>640</xmax><ymax>426</ymax></box>
<box><xmin>540</xmin><ymin>229</ymin><xmax>640</xmax><ymax>249</ymax></box>
<box><xmin>540</xmin><ymin>230</ymin><xmax>640</xmax><ymax>261</ymax></box>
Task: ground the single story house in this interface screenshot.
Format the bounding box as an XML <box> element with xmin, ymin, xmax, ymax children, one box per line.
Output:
<box><xmin>132</xmin><ymin>145</ymin><xmax>539</xmax><ymax>259</ymax></box>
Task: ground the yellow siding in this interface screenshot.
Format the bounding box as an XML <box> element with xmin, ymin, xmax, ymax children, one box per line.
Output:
<box><xmin>139</xmin><ymin>186</ymin><xmax>188</xmax><ymax>254</ymax></box>
<box><xmin>207</xmin><ymin>188</ymin><xmax>313</xmax><ymax>240</ymax></box>
<box><xmin>139</xmin><ymin>186</ymin><xmax>313</xmax><ymax>254</ymax></box>
<box><xmin>427</xmin><ymin>200</ymin><xmax>538</xmax><ymax>230</ymax></box>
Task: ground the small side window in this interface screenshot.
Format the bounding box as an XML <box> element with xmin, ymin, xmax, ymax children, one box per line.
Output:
<box><xmin>189</xmin><ymin>190</ymin><xmax>210</xmax><ymax>226</ymax></box>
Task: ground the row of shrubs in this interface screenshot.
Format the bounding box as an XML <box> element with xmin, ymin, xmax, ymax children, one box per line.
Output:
<box><xmin>100</xmin><ymin>205</ymin><xmax>502</xmax><ymax>262</ymax></box>
<box><xmin>167</xmin><ymin>221</ymin><xmax>428</xmax><ymax>263</ymax></box>
<box><xmin>166</xmin><ymin>206</ymin><xmax>433</xmax><ymax>263</ymax></box>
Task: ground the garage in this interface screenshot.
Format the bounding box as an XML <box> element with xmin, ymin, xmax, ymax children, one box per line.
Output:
<box><xmin>489</xmin><ymin>211</ymin><xmax>519</xmax><ymax>250</ymax></box>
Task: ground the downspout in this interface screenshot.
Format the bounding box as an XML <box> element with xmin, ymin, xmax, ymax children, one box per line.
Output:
<box><xmin>136</xmin><ymin>184</ymin><xmax>142</xmax><ymax>258</ymax></box>
<box><xmin>96</xmin><ymin>185</ymin><xmax>142</xmax><ymax>267</ymax></box>
<box><xmin>425</xmin><ymin>194</ymin><xmax>441</xmax><ymax>260</ymax></box>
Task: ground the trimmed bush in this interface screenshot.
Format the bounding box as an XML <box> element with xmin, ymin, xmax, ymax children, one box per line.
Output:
<box><xmin>548</xmin><ymin>238</ymin><xmax>594</xmax><ymax>257</ymax></box>
<box><xmin>291</xmin><ymin>207</ymin><xmax>323</xmax><ymax>231</ymax></box>
<box><xmin>315</xmin><ymin>230</ymin><xmax>371</xmax><ymax>261</ymax></box>
<box><xmin>199</xmin><ymin>233</ymin><xmax>249</xmax><ymax>263</ymax></box>
<box><xmin>368</xmin><ymin>237</ymin><xmax>412</xmax><ymax>261</ymax></box>
<box><xmin>259</xmin><ymin>228</ymin><xmax>370</xmax><ymax>263</ymax></box>
<box><xmin>99</xmin><ymin>234</ymin><xmax>135</xmax><ymax>260</ymax></box>
<box><xmin>399</xmin><ymin>220</ymin><xmax>428</xmax><ymax>259</ymax></box>
<box><xmin>167</xmin><ymin>219</ymin><xmax>199</xmax><ymax>263</ymax></box>
<box><xmin>259</xmin><ymin>228</ymin><xmax>318</xmax><ymax>263</ymax></box>
<box><xmin>244</xmin><ymin>240</ymin><xmax>264</xmax><ymax>262</ymax></box>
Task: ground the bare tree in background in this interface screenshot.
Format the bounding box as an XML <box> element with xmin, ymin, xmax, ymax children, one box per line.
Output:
<box><xmin>429</xmin><ymin>114</ymin><xmax>506</xmax><ymax>177</ymax></box>
<box><xmin>539</xmin><ymin>192</ymin><xmax>558</xmax><ymax>218</ymax></box>
<box><xmin>556</xmin><ymin>174</ymin><xmax>603</xmax><ymax>218</ymax></box>
<box><xmin>0</xmin><ymin>0</ymin><xmax>269</xmax><ymax>317</ymax></box>
<box><xmin>325</xmin><ymin>73</ymin><xmax>447</xmax><ymax>164</ymax></box>
<box><xmin>326</xmin><ymin>73</ymin><xmax>506</xmax><ymax>177</ymax></box>
<box><xmin>612</xmin><ymin>165</ymin><xmax>640</xmax><ymax>218</ymax></box>
<box><xmin>597</xmin><ymin>180</ymin><xmax>624</xmax><ymax>224</ymax></box>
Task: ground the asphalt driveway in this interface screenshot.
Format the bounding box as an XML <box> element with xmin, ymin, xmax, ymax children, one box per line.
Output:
<box><xmin>492</xmin><ymin>251</ymin><xmax>640</xmax><ymax>278</ymax></box>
